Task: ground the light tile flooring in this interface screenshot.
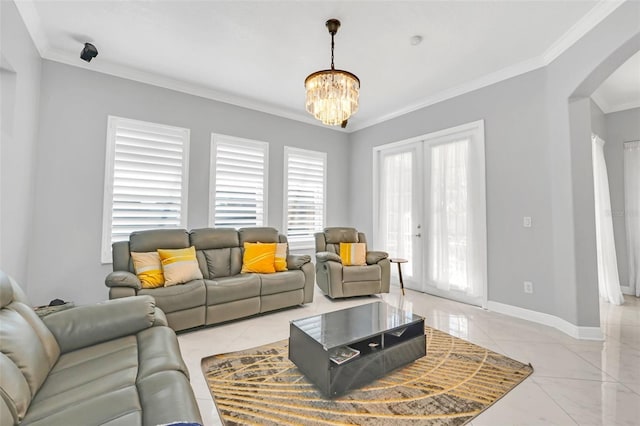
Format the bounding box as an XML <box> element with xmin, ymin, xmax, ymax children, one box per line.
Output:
<box><xmin>177</xmin><ymin>285</ymin><xmax>640</xmax><ymax>425</ymax></box>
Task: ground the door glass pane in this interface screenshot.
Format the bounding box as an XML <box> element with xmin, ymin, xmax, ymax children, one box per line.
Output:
<box><xmin>429</xmin><ymin>139</ymin><xmax>469</xmax><ymax>290</ymax></box>
<box><xmin>380</xmin><ymin>151</ymin><xmax>414</xmax><ymax>278</ymax></box>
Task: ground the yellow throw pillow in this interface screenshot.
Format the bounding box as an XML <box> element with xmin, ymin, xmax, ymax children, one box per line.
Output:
<box><xmin>275</xmin><ymin>243</ymin><xmax>288</xmax><ymax>272</ymax></box>
<box><xmin>242</xmin><ymin>242</ymin><xmax>277</xmax><ymax>274</ymax></box>
<box><xmin>131</xmin><ymin>251</ymin><xmax>165</xmax><ymax>289</ymax></box>
<box><xmin>157</xmin><ymin>246</ymin><xmax>203</xmax><ymax>287</ymax></box>
<box><xmin>340</xmin><ymin>242</ymin><xmax>367</xmax><ymax>266</ymax></box>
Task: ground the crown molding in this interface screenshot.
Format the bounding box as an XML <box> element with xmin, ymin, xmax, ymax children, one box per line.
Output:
<box><xmin>41</xmin><ymin>49</ymin><xmax>350</xmax><ymax>133</ymax></box>
<box><xmin>591</xmin><ymin>90</ymin><xmax>640</xmax><ymax>114</ymax></box>
<box><xmin>349</xmin><ymin>56</ymin><xmax>546</xmax><ymax>132</ymax></box>
<box><xmin>603</xmin><ymin>99</ymin><xmax>640</xmax><ymax>113</ymax></box>
<box><xmin>15</xmin><ymin>0</ymin><xmax>625</xmax><ymax>134</ymax></box>
<box><xmin>542</xmin><ymin>0</ymin><xmax>626</xmax><ymax>65</ymax></box>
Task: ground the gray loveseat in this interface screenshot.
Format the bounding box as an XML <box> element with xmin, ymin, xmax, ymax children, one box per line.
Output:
<box><xmin>0</xmin><ymin>271</ymin><xmax>201</xmax><ymax>426</ymax></box>
<box><xmin>106</xmin><ymin>227</ymin><xmax>314</xmax><ymax>331</ymax></box>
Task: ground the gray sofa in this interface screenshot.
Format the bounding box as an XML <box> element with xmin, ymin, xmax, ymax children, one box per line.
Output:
<box><xmin>315</xmin><ymin>227</ymin><xmax>390</xmax><ymax>298</ymax></box>
<box><xmin>106</xmin><ymin>227</ymin><xmax>315</xmax><ymax>331</ymax></box>
<box><xmin>0</xmin><ymin>270</ymin><xmax>202</xmax><ymax>426</ymax></box>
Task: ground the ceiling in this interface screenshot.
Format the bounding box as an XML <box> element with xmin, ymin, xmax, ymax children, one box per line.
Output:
<box><xmin>15</xmin><ymin>0</ymin><xmax>637</xmax><ymax>132</ymax></box>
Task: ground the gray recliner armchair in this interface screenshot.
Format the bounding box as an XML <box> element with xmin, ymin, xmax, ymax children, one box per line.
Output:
<box><xmin>314</xmin><ymin>227</ymin><xmax>390</xmax><ymax>298</ymax></box>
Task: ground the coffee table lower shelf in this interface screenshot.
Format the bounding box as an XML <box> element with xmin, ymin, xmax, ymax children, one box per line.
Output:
<box><xmin>289</xmin><ymin>321</ymin><xmax>426</xmax><ymax>398</ymax></box>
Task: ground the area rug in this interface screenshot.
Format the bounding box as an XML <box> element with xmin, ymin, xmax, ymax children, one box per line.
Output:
<box><xmin>201</xmin><ymin>327</ymin><xmax>533</xmax><ymax>425</ymax></box>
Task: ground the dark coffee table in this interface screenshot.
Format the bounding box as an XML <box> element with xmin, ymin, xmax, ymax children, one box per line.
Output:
<box><xmin>288</xmin><ymin>301</ymin><xmax>426</xmax><ymax>397</ymax></box>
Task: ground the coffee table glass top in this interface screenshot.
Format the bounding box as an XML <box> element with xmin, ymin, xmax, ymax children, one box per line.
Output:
<box><xmin>290</xmin><ymin>301</ymin><xmax>423</xmax><ymax>350</ymax></box>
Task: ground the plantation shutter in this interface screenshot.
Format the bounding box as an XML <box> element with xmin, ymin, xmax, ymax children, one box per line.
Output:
<box><xmin>101</xmin><ymin>116</ymin><xmax>189</xmax><ymax>262</ymax></box>
<box><xmin>285</xmin><ymin>147</ymin><xmax>326</xmax><ymax>249</ymax></box>
<box><xmin>211</xmin><ymin>135</ymin><xmax>268</xmax><ymax>228</ymax></box>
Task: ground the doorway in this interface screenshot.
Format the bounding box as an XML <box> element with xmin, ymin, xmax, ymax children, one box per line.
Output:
<box><xmin>374</xmin><ymin>120</ymin><xmax>488</xmax><ymax>307</ymax></box>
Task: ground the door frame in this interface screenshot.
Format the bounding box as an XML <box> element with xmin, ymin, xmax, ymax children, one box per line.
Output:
<box><xmin>373</xmin><ymin>120</ymin><xmax>488</xmax><ymax>308</ymax></box>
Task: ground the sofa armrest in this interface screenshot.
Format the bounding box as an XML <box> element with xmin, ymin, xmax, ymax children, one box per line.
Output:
<box><xmin>105</xmin><ymin>271</ymin><xmax>141</xmax><ymax>290</ymax></box>
<box><xmin>316</xmin><ymin>251</ymin><xmax>342</xmax><ymax>263</ymax></box>
<box><xmin>287</xmin><ymin>254</ymin><xmax>311</xmax><ymax>270</ymax></box>
<box><xmin>43</xmin><ymin>295</ymin><xmax>158</xmax><ymax>353</ymax></box>
<box><xmin>366</xmin><ymin>251</ymin><xmax>389</xmax><ymax>265</ymax></box>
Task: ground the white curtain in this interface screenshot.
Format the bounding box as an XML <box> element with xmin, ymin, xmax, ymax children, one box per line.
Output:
<box><xmin>381</xmin><ymin>152</ymin><xmax>413</xmax><ymax>274</ymax></box>
<box><xmin>428</xmin><ymin>139</ymin><xmax>481</xmax><ymax>297</ymax></box>
<box><xmin>592</xmin><ymin>134</ymin><xmax>624</xmax><ymax>305</ymax></box>
<box><xmin>624</xmin><ymin>141</ymin><xmax>640</xmax><ymax>297</ymax></box>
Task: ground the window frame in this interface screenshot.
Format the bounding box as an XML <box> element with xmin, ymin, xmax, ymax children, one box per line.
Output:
<box><xmin>283</xmin><ymin>146</ymin><xmax>327</xmax><ymax>250</ymax></box>
<box><xmin>209</xmin><ymin>133</ymin><xmax>269</xmax><ymax>229</ymax></box>
<box><xmin>101</xmin><ymin>116</ymin><xmax>190</xmax><ymax>264</ymax></box>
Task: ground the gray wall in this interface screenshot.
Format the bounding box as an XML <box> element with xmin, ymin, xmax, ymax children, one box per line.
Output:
<box><xmin>28</xmin><ymin>60</ymin><xmax>349</xmax><ymax>305</ymax></box>
<box><xmin>0</xmin><ymin>1</ymin><xmax>42</xmax><ymax>289</ymax></box>
<box><xmin>350</xmin><ymin>1</ymin><xmax>640</xmax><ymax>327</ymax></box>
<box><xmin>350</xmin><ymin>69</ymin><xmax>556</xmax><ymax>316</ymax></box>
<box><xmin>590</xmin><ymin>100</ymin><xmax>607</xmax><ymax>139</ymax></box>
<box><xmin>605</xmin><ymin>107</ymin><xmax>640</xmax><ymax>290</ymax></box>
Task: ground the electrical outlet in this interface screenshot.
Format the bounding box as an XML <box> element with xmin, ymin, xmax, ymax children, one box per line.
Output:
<box><xmin>524</xmin><ymin>281</ymin><xmax>533</xmax><ymax>294</ymax></box>
<box><xmin>523</xmin><ymin>216</ymin><xmax>532</xmax><ymax>228</ymax></box>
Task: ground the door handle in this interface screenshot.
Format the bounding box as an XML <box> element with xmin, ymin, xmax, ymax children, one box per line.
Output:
<box><xmin>414</xmin><ymin>233</ymin><xmax>421</xmax><ymax>237</ymax></box>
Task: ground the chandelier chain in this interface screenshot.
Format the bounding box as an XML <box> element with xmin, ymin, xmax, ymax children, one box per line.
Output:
<box><xmin>330</xmin><ymin>32</ymin><xmax>335</xmax><ymax>70</ymax></box>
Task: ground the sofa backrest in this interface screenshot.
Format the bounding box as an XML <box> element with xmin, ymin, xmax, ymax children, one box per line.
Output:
<box><xmin>0</xmin><ymin>271</ymin><xmax>60</xmax><ymax>424</ymax></box>
<box><xmin>112</xmin><ymin>227</ymin><xmax>289</xmax><ymax>279</ymax></box>
<box><xmin>316</xmin><ymin>227</ymin><xmax>367</xmax><ymax>254</ymax></box>
<box><xmin>112</xmin><ymin>228</ymin><xmax>190</xmax><ymax>273</ymax></box>
<box><xmin>190</xmin><ymin>228</ymin><xmax>242</xmax><ymax>279</ymax></box>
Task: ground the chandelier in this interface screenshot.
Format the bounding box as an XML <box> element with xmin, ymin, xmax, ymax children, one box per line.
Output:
<box><xmin>305</xmin><ymin>19</ymin><xmax>360</xmax><ymax>128</ymax></box>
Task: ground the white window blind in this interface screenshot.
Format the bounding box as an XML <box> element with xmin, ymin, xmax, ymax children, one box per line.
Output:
<box><xmin>210</xmin><ymin>134</ymin><xmax>268</xmax><ymax>228</ymax></box>
<box><xmin>101</xmin><ymin>116</ymin><xmax>190</xmax><ymax>263</ymax></box>
<box><xmin>284</xmin><ymin>147</ymin><xmax>326</xmax><ymax>249</ymax></box>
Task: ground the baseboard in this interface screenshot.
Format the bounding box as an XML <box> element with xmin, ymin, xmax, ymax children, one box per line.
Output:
<box><xmin>621</xmin><ymin>286</ymin><xmax>633</xmax><ymax>296</ymax></box>
<box><xmin>486</xmin><ymin>301</ymin><xmax>604</xmax><ymax>341</ymax></box>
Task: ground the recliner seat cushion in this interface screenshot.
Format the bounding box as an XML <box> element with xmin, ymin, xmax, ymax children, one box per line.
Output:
<box><xmin>138</xmin><ymin>280</ymin><xmax>205</xmax><ymax>314</ymax></box>
<box><xmin>205</xmin><ymin>276</ymin><xmax>260</xmax><ymax>305</ymax></box>
<box><xmin>259</xmin><ymin>270</ymin><xmax>305</xmax><ymax>295</ymax></box>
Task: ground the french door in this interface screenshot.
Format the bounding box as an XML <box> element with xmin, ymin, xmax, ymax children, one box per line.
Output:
<box><xmin>374</xmin><ymin>121</ymin><xmax>487</xmax><ymax>307</ymax></box>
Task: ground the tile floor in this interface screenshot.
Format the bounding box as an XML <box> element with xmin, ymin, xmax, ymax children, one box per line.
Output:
<box><xmin>177</xmin><ymin>285</ymin><xmax>640</xmax><ymax>425</ymax></box>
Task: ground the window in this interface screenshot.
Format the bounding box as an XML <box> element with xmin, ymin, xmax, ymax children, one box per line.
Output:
<box><xmin>101</xmin><ymin>116</ymin><xmax>190</xmax><ymax>263</ymax></box>
<box><xmin>210</xmin><ymin>134</ymin><xmax>268</xmax><ymax>228</ymax></box>
<box><xmin>284</xmin><ymin>147</ymin><xmax>326</xmax><ymax>249</ymax></box>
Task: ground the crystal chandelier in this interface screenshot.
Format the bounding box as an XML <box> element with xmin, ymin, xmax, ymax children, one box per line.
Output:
<box><xmin>305</xmin><ymin>19</ymin><xmax>360</xmax><ymax>128</ymax></box>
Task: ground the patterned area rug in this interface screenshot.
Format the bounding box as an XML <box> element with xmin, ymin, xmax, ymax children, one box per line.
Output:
<box><xmin>201</xmin><ymin>327</ymin><xmax>533</xmax><ymax>425</ymax></box>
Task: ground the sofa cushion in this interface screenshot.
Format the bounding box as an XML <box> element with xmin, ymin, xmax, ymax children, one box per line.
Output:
<box><xmin>129</xmin><ymin>229</ymin><xmax>190</xmax><ymax>252</ymax></box>
<box><xmin>339</xmin><ymin>242</ymin><xmax>367</xmax><ymax>266</ymax></box>
<box><xmin>275</xmin><ymin>243</ymin><xmax>288</xmax><ymax>272</ymax></box>
<box><xmin>241</xmin><ymin>243</ymin><xmax>276</xmax><ymax>274</ymax></box>
<box><xmin>138</xmin><ymin>280</ymin><xmax>205</xmax><ymax>314</ymax></box>
<box><xmin>157</xmin><ymin>247</ymin><xmax>203</xmax><ymax>286</ymax></box>
<box><xmin>239</xmin><ymin>227</ymin><xmax>279</xmax><ymax>244</ymax></box>
<box><xmin>343</xmin><ymin>265</ymin><xmax>381</xmax><ymax>282</ymax></box>
<box><xmin>198</xmin><ymin>247</ymin><xmax>242</xmax><ymax>279</ymax></box>
<box><xmin>190</xmin><ymin>228</ymin><xmax>239</xmax><ymax>250</ymax></box>
<box><xmin>22</xmin><ymin>325</ymin><xmax>196</xmax><ymax>426</ymax></box>
<box><xmin>205</xmin><ymin>276</ymin><xmax>260</xmax><ymax>305</ymax></box>
<box><xmin>259</xmin><ymin>270</ymin><xmax>305</xmax><ymax>296</ymax></box>
<box><xmin>131</xmin><ymin>251</ymin><xmax>165</xmax><ymax>289</ymax></box>
<box><xmin>0</xmin><ymin>302</ymin><xmax>60</xmax><ymax>422</ymax></box>
<box><xmin>324</xmin><ymin>227</ymin><xmax>359</xmax><ymax>244</ymax></box>
<box><xmin>23</xmin><ymin>336</ymin><xmax>139</xmax><ymax>424</ymax></box>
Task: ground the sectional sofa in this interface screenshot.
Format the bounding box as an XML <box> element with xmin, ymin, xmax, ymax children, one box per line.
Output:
<box><xmin>106</xmin><ymin>227</ymin><xmax>315</xmax><ymax>331</ymax></box>
<box><xmin>0</xmin><ymin>271</ymin><xmax>202</xmax><ymax>425</ymax></box>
